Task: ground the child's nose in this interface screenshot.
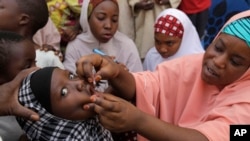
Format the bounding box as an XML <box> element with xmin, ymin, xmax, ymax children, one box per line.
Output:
<box><xmin>104</xmin><ymin>19</ymin><xmax>112</xmax><ymax>29</ymax></box>
<box><xmin>159</xmin><ymin>46</ymin><xmax>168</xmax><ymax>53</ymax></box>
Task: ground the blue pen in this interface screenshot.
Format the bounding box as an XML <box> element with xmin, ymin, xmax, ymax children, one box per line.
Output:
<box><xmin>93</xmin><ymin>48</ymin><xmax>119</xmax><ymax>63</ymax></box>
<box><xmin>93</xmin><ymin>48</ymin><xmax>106</xmax><ymax>56</ymax></box>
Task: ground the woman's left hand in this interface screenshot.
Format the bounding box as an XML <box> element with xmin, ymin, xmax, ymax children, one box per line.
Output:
<box><xmin>84</xmin><ymin>93</ymin><xmax>142</xmax><ymax>132</ymax></box>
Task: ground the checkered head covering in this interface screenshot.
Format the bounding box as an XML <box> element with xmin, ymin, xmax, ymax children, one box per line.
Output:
<box><xmin>16</xmin><ymin>68</ymin><xmax>113</xmax><ymax>141</ymax></box>
<box><xmin>154</xmin><ymin>15</ymin><xmax>184</xmax><ymax>38</ymax></box>
<box><xmin>87</xmin><ymin>0</ymin><xmax>118</xmax><ymax>17</ymax></box>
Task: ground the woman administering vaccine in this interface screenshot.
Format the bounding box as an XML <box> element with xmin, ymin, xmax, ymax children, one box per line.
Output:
<box><xmin>76</xmin><ymin>10</ymin><xmax>250</xmax><ymax>141</ymax></box>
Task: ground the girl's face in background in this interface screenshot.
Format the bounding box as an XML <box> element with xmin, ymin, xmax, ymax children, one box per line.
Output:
<box><xmin>202</xmin><ymin>33</ymin><xmax>250</xmax><ymax>88</ymax></box>
<box><xmin>154</xmin><ymin>32</ymin><xmax>182</xmax><ymax>58</ymax></box>
<box><xmin>88</xmin><ymin>0</ymin><xmax>119</xmax><ymax>43</ymax></box>
<box><xmin>50</xmin><ymin>68</ymin><xmax>95</xmax><ymax>120</ymax></box>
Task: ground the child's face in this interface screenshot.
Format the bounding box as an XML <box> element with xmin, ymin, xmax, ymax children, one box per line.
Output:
<box><xmin>50</xmin><ymin>68</ymin><xmax>95</xmax><ymax>120</ymax></box>
<box><xmin>88</xmin><ymin>0</ymin><xmax>118</xmax><ymax>43</ymax></box>
<box><xmin>0</xmin><ymin>0</ymin><xmax>22</xmax><ymax>31</ymax></box>
<box><xmin>202</xmin><ymin>33</ymin><xmax>250</xmax><ymax>87</ymax></box>
<box><xmin>6</xmin><ymin>39</ymin><xmax>36</xmax><ymax>83</ymax></box>
<box><xmin>154</xmin><ymin>32</ymin><xmax>182</xmax><ymax>58</ymax></box>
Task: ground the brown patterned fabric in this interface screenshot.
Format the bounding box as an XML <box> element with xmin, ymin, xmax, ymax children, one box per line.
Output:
<box><xmin>87</xmin><ymin>0</ymin><xmax>118</xmax><ymax>17</ymax></box>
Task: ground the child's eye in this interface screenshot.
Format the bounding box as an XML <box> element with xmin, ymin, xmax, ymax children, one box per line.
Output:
<box><xmin>61</xmin><ymin>88</ymin><xmax>68</xmax><ymax>96</ymax></box>
<box><xmin>166</xmin><ymin>41</ymin><xmax>174</xmax><ymax>47</ymax></box>
<box><xmin>69</xmin><ymin>73</ymin><xmax>77</xmax><ymax>80</ymax></box>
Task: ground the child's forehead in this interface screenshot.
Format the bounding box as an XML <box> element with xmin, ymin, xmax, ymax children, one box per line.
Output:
<box><xmin>53</xmin><ymin>68</ymin><xmax>89</xmax><ymax>83</ymax></box>
<box><xmin>54</xmin><ymin>68</ymin><xmax>70</xmax><ymax>75</ymax></box>
<box><xmin>53</xmin><ymin>68</ymin><xmax>75</xmax><ymax>77</ymax></box>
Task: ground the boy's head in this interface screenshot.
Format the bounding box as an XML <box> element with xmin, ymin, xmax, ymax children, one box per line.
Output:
<box><xmin>0</xmin><ymin>30</ymin><xmax>36</xmax><ymax>85</ymax></box>
<box><xmin>20</xmin><ymin>67</ymin><xmax>95</xmax><ymax>120</ymax></box>
<box><xmin>0</xmin><ymin>0</ymin><xmax>48</xmax><ymax>36</ymax></box>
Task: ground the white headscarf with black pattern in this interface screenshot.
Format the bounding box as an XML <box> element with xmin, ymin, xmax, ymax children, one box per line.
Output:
<box><xmin>16</xmin><ymin>70</ymin><xmax>113</xmax><ymax>141</ymax></box>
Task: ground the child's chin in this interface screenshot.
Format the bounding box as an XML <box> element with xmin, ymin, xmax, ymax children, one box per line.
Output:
<box><xmin>67</xmin><ymin>111</ymin><xmax>96</xmax><ymax>121</ymax></box>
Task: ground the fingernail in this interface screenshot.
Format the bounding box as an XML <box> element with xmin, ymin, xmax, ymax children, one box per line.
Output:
<box><xmin>83</xmin><ymin>105</ymin><xmax>89</xmax><ymax>110</ymax></box>
<box><xmin>88</xmin><ymin>78</ymin><xmax>93</xmax><ymax>83</ymax></box>
<box><xmin>96</xmin><ymin>75</ymin><xmax>102</xmax><ymax>81</ymax></box>
<box><xmin>30</xmin><ymin>115</ymin><xmax>40</xmax><ymax>121</ymax></box>
<box><xmin>90</xmin><ymin>96</ymin><xmax>96</xmax><ymax>102</ymax></box>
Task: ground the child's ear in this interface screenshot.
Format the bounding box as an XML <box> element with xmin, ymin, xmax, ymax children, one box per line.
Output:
<box><xmin>19</xmin><ymin>14</ymin><xmax>30</xmax><ymax>25</ymax></box>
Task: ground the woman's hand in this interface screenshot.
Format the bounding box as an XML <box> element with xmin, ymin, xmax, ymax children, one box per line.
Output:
<box><xmin>76</xmin><ymin>54</ymin><xmax>136</xmax><ymax>100</ymax></box>
<box><xmin>85</xmin><ymin>93</ymin><xmax>209</xmax><ymax>141</ymax></box>
<box><xmin>84</xmin><ymin>93</ymin><xmax>142</xmax><ymax>132</ymax></box>
<box><xmin>76</xmin><ymin>54</ymin><xmax>121</xmax><ymax>84</ymax></box>
<box><xmin>0</xmin><ymin>67</ymin><xmax>40</xmax><ymax>121</ymax></box>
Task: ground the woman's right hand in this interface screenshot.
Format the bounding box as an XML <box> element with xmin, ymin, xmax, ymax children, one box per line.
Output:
<box><xmin>76</xmin><ymin>54</ymin><xmax>121</xmax><ymax>84</ymax></box>
<box><xmin>76</xmin><ymin>54</ymin><xmax>136</xmax><ymax>100</ymax></box>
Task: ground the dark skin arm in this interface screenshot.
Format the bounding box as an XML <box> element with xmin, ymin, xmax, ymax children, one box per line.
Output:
<box><xmin>85</xmin><ymin>93</ymin><xmax>209</xmax><ymax>141</ymax></box>
<box><xmin>76</xmin><ymin>54</ymin><xmax>136</xmax><ymax>100</ymax></box>
<box><xmin>77</xmin><ymin>54</ymin><xmax>208</xmax><ymax>140</ymax></box>
<box><xmin>0</xmin><ymin>67</ymin><xmax>40</xmax><ymax>121</ymax></box>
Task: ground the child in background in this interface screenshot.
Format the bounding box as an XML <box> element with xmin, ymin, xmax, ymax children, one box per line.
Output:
<box><xmin>131</xmin><ymin>0</ymin><xmax>181</xmax><ymax>60</ymax></box>
<box><xmin>0</xmin><ymin>31</ymin><xmax>36</xmax><ymax>84</ymax></box>
<box><xmin>0</xmin><ymin>31</ymin><xmax>36</xmax><ymax>141</ymax></box>
<box><xmin>17</xmin><ymin>67</ymin><xmax>113</xmax><ymax>140</ymax></box>
<box><xmin>143</xmin><ymin>8</ymin><xmax>204</xmax><ymax>71</ymax></box>
<box><xmin>63</xmin><ymin>0</ymin><xmax>143</xmax><ymax>74</ymax></box>
<box><xmin>0</xmin><ymin>0</ymin><xmax>64</xmax><ymax>69</ymax></box>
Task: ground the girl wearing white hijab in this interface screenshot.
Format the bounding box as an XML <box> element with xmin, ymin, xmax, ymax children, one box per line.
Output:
<box><xmin>143</xmin><ymin>8</ymin><xmax>204</xmax><ymax>71</ymax></box>
<box><xmin>63</xmin><ymin>0</ymin><xmax>143</xmax><ymax>74</ymax></box>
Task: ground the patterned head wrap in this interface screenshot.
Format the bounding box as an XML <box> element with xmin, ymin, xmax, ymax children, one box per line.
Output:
<box><xmin>87</xmin><ymin>0</ymin><xmax>118</xmax><ymax>18</ymax></box>
<box><xmin>154</xmin><ymin>15</ymin><xmax>184</xmax><ymax>38</ymax></box>
<box><xmin>222</xmin><ymin>17</ymin><xmax>250</xmax><ymax>47</ymax></box>
<box><xmin>17</xmin><ymin>67</ymin><xmax>113</xmax><ymax>140</ymax></box>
